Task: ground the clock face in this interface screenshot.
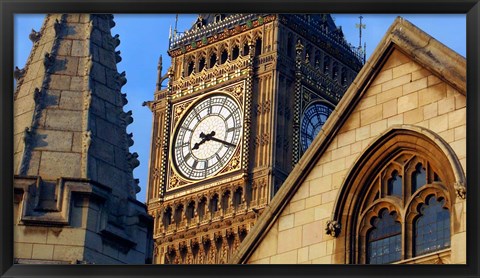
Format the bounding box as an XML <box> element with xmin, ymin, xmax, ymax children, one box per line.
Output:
<box><xmin>172</xmin><ymin>94</ymin><xmax>243</xmax><ymax>180</ymax></box>
<box><xmin>300</xmin><ymin>102</ymin><xmax>333</xmax><ymax>152</ymax></box>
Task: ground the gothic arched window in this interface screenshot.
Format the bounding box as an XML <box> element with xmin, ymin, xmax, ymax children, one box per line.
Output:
<box><xmin>333</xmin><ymin>129</ymin><xmax>464</xmax><ymax>265</ymax></box>
<box><xmin>357</xmin><ymin>152</ymin><xmax>452</xmax><ymax>264</ymax></box>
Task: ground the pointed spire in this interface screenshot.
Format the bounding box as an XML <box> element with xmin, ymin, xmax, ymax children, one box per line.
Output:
<box><xmin>156</xmin><ymin>55</ymin><xmax>163</xmax><ymax>91</ymax></box>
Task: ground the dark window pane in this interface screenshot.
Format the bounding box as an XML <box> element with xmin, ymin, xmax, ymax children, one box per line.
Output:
<box><xmin>414</xmin><ymin>196</ymin><xmax>451</xmax><ymax>256</ymax></box>
<box><xmin>367</xmin><ymin>210</ymin><xmax>401</xmax><ymax>264</ymax></box>
<box><xmin>411</xmin><ymin>163</ymin><xmax>426</xmax><ymax>193</ymax></box>
<box><xmin>387</xmin><ymin>171</ymin><xmax>402</xmax><ymax>197</ymax></box>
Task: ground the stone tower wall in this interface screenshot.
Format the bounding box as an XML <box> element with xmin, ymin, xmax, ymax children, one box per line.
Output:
<box><xmin>13</xmin><ymin>14</ymin><xmax>153</xmax><ymax>264</ymax></box>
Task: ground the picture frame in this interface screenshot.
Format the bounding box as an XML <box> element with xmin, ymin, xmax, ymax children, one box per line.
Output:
<box><xmin>1</xmin><ymin>0</ymin><xmax>478</xmax><ymax>277</ymax></box>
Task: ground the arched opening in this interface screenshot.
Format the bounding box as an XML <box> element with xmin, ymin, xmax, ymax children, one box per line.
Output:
<box><xmin>220</xmin><ymin>49</ymin><xmax>228</xmax><ymax>64</ymax></box>
<box><xmin>198</xmin><ymin>57</ymin><xmax>206</xmax><ymax>72</ymax></box>
<box><xmin>187</xmin><ymin>60</ymin><xmax>194</xmax><ymax>76</ymax></box>
<box><xmin>209</xmin><ymin>53</ymin><xmax>217</xmax><ymax>68</ymax></box>
<box><xmin>331</xmin><ymin>127</ymin><xmax>464</xmax><ymax>264</ymax></box>
<box><xmin>232</xmin><ymin>45</ymin><xmax>240</xmax><ymax>60</ymax></box>
<box><xmin>255</xmin><ymin>38</ymin><xmax>262</xmax><ymax>56</ymax></box>
<box><xmin>243</xmin><ymin>43</ymin><xmax>249</xmax><ymax>56</ymax></box>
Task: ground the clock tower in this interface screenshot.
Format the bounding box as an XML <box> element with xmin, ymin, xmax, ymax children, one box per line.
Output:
<box><xmin>145</xmin><ymin>14</ymin><xmax>363</xmax><ymax>264</ymax></box>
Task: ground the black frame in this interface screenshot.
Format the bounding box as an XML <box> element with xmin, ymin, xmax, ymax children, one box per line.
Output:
<box><xmin>1</xmin><ymin>0</ymin><xmax>478</xmax><ymax>277</ymax></box>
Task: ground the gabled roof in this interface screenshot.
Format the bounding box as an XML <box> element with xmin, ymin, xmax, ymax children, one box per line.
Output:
<box><xmin>230</xmin><ymin>16</ymin><xmax>466</xmax><ymax>264</ymax></box>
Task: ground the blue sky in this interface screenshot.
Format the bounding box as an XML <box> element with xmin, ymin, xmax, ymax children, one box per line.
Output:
<box><xmin>14</xmin><ymin>14</ymin><xmax>466</xmax><ymax>203</ymax></box>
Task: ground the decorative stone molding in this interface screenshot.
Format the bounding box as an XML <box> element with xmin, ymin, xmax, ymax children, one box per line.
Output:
<box><xmin>127</xmin><ymin>152</ymin><xmax>140</xmax><ymax>169</ymax></box>
<box><xmin>14</xmin><ymin>66</ymin><xmax>26</xmax><ymax>80</ymax></box>
<box><xmin>325</xmin><ymin>219</ymin><xmax>341</xmax><ymax>237</ymax></box>
<box><xmin>28</xmin><ymin>29</ymin><xmax>41</xmax><ymax>43</ymax></box>
<box><xmin>117</xmin><ymin>71</ymin><xmax>127</xmax><ymax>86</ymax></box>
<box><xmin>54</xmin><ymin>18</ymin><xmax>62</xmax><ymax>37</ymax></box>
<box><xmin>111</xmin><ymin>34</ymin><xmax>121</xmax><ymax>48</ymax></box>
<box><xmin>454</xmin><ymin>181</ymin><xmax>466</xmax><ymax>199</ymax></box>
<box><xmin>115</xmin><ymin>50</ymin><xmax>122</xmax><ymax>63</ymax></box>
<box><xmin>43</xmin><ymin>52</ymin><xmax>55</xmax><ymax>72</ymax></box>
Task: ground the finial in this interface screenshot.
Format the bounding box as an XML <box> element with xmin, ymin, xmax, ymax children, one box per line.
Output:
<box><xmin>156</xmin><ymin>55</ymin><xmax>163</xmax><ymax>91</ymax></box>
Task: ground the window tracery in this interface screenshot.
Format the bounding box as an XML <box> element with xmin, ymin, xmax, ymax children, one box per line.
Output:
<box><xmin>357</xmin><ymin>152</ymin><xmax>452</xmax><ymax>264</ymax></box>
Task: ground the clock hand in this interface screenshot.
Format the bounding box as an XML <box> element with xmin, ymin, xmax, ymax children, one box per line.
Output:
<box><xmin>192</xmin><ymin>131</ymin><xmax>216</xmax><ymax>150</ymax></box>
<box><xmin>209</xmin><ymin>135</ymin><xmax>236</xmax><ymax>147</ymax></box>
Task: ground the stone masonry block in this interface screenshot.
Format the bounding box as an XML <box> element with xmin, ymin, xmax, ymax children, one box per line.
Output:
<box><xmin>337</xmin><ymin>129</ymin><xmax>356</xmax><ymax>148</ymax></box>
<box><xmin>340</xmin><ymin>112</ymin><xmax>359</xmax><ymax>132</ymax></box>
<box><xmin>49</xmin><ymin>74</ymin><xmax>72</xmax><ymax>91</ymax></box>
<box><xmin>438</xmin><ymin>97</ymin><xmax>455</xmax><ymax>115</ymax></box>
<box><xmin>356</xmin><ymin>95</ymin><xmax>376</xmax><ymax>110</ymax></box>
<box><xmin>53</xmin><ymin>245</ymin><xmax>84</xmax><ymax>262</ymax></box>
<box><xmin>314</xmin><ymin>202</ymin><xmax>334</xmax><ymax>221</ymax></box>
<box><xmin>278</xmin><ymin>214</ymin><xmax>294</xmax><ymax>231</ymax></box>
<box><xmin>25</xmin><ymin>151</ymin><xmax>42</xmax><ymax>176</ymax></box>
<box><xmin>46</xmin><ymin>227</ymin><xmax>87</xmax><ymax>246</ymax></box>
<box><xmin>71</xmin><ymin>132</ymin><xmax>83</xmax><ymax>153</ymax></box>
<box><xmin>411</xmin><ymin>68</ymin><xmax>431</xmax><ymax>81</ymax></box>
<box><xmin>249</xmin><ymin>223</ymin><xmax>278</xmax><ymax>262</ymax></box>
<box><xmin>54</xmin><ymin>56</ymin><xmax>79</xmax><ymax>76</ymax></box>
<box><xmin>39</xmin><ymin>151</ymin><xmax>82</xmax><ymax>179</ymax></box>
<box><xmin>32</xmin><ymin>244</ymin><xmax>54</xmax><ymax>260</ymax></box>
<box><xmin>454</xmin><ymin>126</ymin><xmax>466</xmax><ymax>141</ymax></box>
<box><xmin>93</xmin><ymin>82</ymin><xmax>117</xmax><ymax>105</ymax></box>
<box><xmin>66</xmin><ymin>14</ymin><xmax>80</xmax><ymax>23</ymax></box>
<box><xmin>323</xmin><ymin>158</ymin><xmax>345</xmax><ymax>176</ymax></box>
<box><xmin>90</xmin><ymin>95</ymin><xmax>106</xmax><ymax>117</ymax></box>
<box><xmin>355</xmin><ymin>125</ymin><xmax>370</xmax><ymax>141</ymax></box>
<box><xmin>418</xmin><ymin>83</ymin><xmax>447</xmax><ymax>106</ymax></box>
<box><xmin>14</xmin><ymin>94</ymin><xmax>35</xmax><ymax>117</ymax></box>
<box><xmin>392</xmin><ymin>61</ymin><xmax>422</xmax><ymax>79</ymax></box>
<box><xmin>98</xmin><ymin>47</ymin><xmax>117</xmax><ymax>70</ymax></box>
<box><xmin>14</xmin><ymin>111</ymin><xmax>34</xmax><ymax>135</ymax></box>
<box><xmin>382</xmin><ymin>99</ymin><xmax>397</xmax><ymax>119</ymax></box>
<box><xmin>404</xmin><ymin>107</ymin><xmax>424</xmax><ymax>124</ymax></box>
<box><xmin>302</xmin><ymin>220</ymin><xmax>324</xmax><ymax>247</ymax></box>
<box><xmin>14</xmin><ymin>242</ymin><xmax>33</xmax><ymax>259</ymax></box>
<box><xmin>397</xmin><ymin>91</ymin><xmax>418</xmax><ymax>113</ymax></box>
<box><xmin>331</xmin><ymin>145</ymin><xmax>350</xmax><ymax>160</ymax></box>
<box><xmin>96</xmin><ymin>117</ymin><xmax>122</xmax><ymax>147</ymax></box>
<box><xmin>57</xmin><ymin>40</ymin><xmax>72</xmax><ymax>56</ymax></box>
<box><xmin>309</xmin><ymin>175</ymin><xmax>332</xmax><ymax>196</ymax></box>
<box><xmin>360</xmin><ymin>105</ymin><xmax>382</xmax><ymax>126</ymax></box>
<box><xmin>70</xmin><ymin>76</ymin><xmax>86</xmax><ymax>91</ymax></box>
<box><xmin>381</xmin><ymin>49</ymin><xmax>410</xmax><ymax>70</ymax></box>
<box><xmin>423</xmin><ymin>102</ymin><xmax>438</xmax><ymax>120</ymax></box>
<box><xmin>450</xmin><ymin>138</ymin><xmax>466</xmax><ymax>159</ymax></box>
<box><xmin>270</xmin><ymin>250</ymin><xmax>298</xmax><ymax>264</ymax></box>
<box><xmin>455</xmin><ymin>94</ymin><xmax>466</xmax><ymax>109</ymax></box>
<box><xmin>448</xmin><ymin>108</ymin><xmax>465</xmax><ymax>129</ymax></box>
<box><xmin>308</xmin><ymin>241</ymin><xmax>327</xmax><ymax>260</ymax></box>
<box><xmin>59</xmin><ymin>90</ymin><xmax>83</xmax><ymax>110</ymax></box>
<box><xmin>96</xmin><ymin>159</ymin><xmax>125</xmax><ymax>189</ymax></box>
<box><xmin>377</xmin><ymin>86</ymin><xmax>402</xmax><ymax>104</ymax></box>
<box><xmin>402</xmin><ymin>77</ymin><xmax>427</xmax><ymax>95</ymax></box>
<box><xmin>371</xmin><ymin>69</ymin><xmax>392</xmax><ymax>86</ymax></box>
<box><xmin>34</xmin><ymin>129</ymin><xmax>73</xmax><ymax>152</ymax></box>
<box><xmin>297</xmin><ymin>247</ymin><xmax>309</xmax><ymax>263</ymax></box>
<box><xmin>381</xmin><ymin>74</ymin><xmax>411</xmax><ymax>92</ymax></box>
<box><xmin>91</xmin><ymin>63</ymin><xmax>107</xmax><ymax>84</ymax></box>
<box><xmin>277</xmin><ymin>226</ymin><xmax>302</xmax><ymax>253</ymax></box>
<box><xmin>72</xmin><ymin>40</ymin><xmax>89</xmax><ymax>57</ymax></box>
<box><xmin>291</xmin><ymin>181</ymin><xmax>310</xmax><ymax>202</ymax></box>
<box><xmin>387</xmin><ymin>114</ymin><xmax>404</xmax><ymax>128</ymax></box>
<box><xmin>427</xmin><ymin>75</ymin><xmax>442</xmax><ymax>86</ymax></box>
<box><xmin>63</xmin><ymin>23</ymin><xmax>88</xmax><ymax>40</ymax></box>
<box><xmin>45</xmin><ymin>109</ymin><xmax>83</xmax><ymax>131</ymax></box>
<box><xmin>15</xmin><ymin>226</ymin><xmax>48</xmax><ymax>244</ymax></box>
<box><xmin>90</xmin><ymin>138</ymin><xmax>115</xmax><ymax>165</ymax></box>
<box><xmin>428</xmin><ymin>114</ymin><xmax>448</xmax><ymax>133</ymax></box>
<box><xmin>305</xmin><ymin>194</ymin><xmax>322</xmax><ymax>209</ymax></box>
<box><xmin>294</xmin><ymin>207</ymin><xmax>315</xmax><ymax>226</ymax></box>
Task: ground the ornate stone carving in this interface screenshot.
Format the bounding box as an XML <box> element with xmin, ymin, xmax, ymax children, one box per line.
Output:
<box><xmin>117</xmin><ymin>71</ymin><xmax>127</xmax><ymax>86</ymax></box>
<box><xmin>14</xmin><ymin>66</ymin><xmax>26</xmax><ymax>80</ymax></box>
<box><xmin>127</xmin><ymin>152</ymin><xmax>140</xmax><ymax>169</ymax></box>
<box><xmin>325</xmin><ymin>220</ymin><xmax>341</xmax><ymax>237</ymax></box>
<box><xmin>43</xmin><ymin>52</ymin><xmax>55</xmax><ymax>70</ymax></box>
<box><xmin>23</xmin><ymin>127</ymin><xmax>34</xmax><ymax>144</ymax></box>
<box><xmin>83</xmin><ymin>90</ymin><xmax>92</xmax><ymax>110</ymax></box>
<box><xmin>127</xmin><ymin>132</ymin><xmax>134</xmax><ymax>147</ymax></box>
<box><xmin>54</xmin><ymin>18</ymin><xmax>62</xmax><ymax>37</ymax></box>
<box><xmin>115</xmin><ymin>50</ymin><xmax>122</xmax><ymax>63</ymax></box>
<box><xmin>33</xmin><ymin>88</ymin><xmax>42</xmax><ymax>104</ymax></box>
<box><xmin>454</xmin><ymin>181</ymin><xmax>466</xmax><ymax>199</ymax></box>
<box><xmin>121</xmin><ymin>110</ymin><xmax>134</xmax><ymax>125</ymax></box>
<box><xmin>121</xmin><ymin>93</ymin><xmax>128</xmax><ymax>106</ymax></box>
<box><xmin>82</xmin><ymin>130</ymin><xmax>92</xmax><ymax>154</ymax></box>
<box><xmin>29</xmin><ymin>29</ymin><xmax>41</xmax><ymax>43</ymax></box>
<box><xmin>112</xmin><ymin>34</ymin><xmax>120</xmax><ymax>48</ymax></box>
